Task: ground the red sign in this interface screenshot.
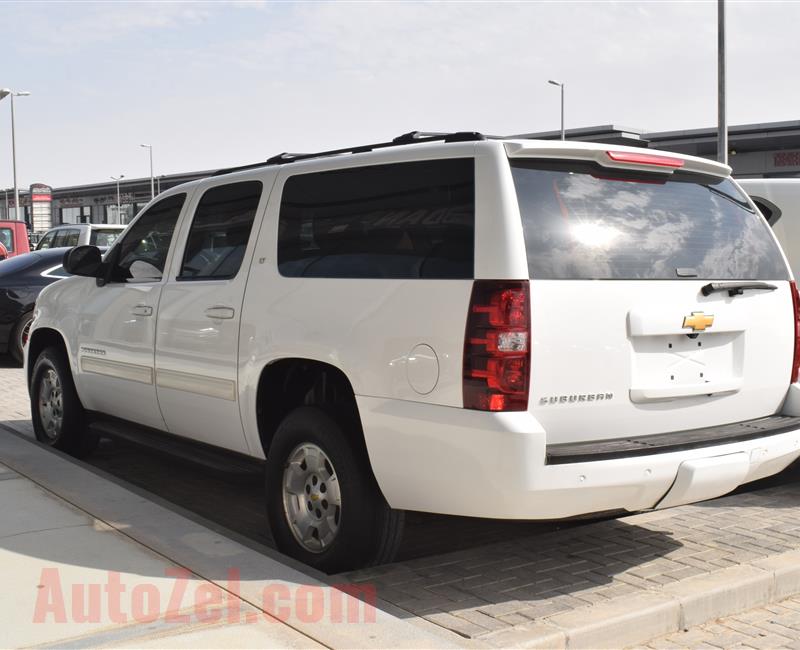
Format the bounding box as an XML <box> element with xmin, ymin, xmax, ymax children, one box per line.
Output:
<box><xmin>31</xmin><ymin>194</ymin><xmax>51</xmax><ymax>202</ymax></box>
<box><xmin>773</xmin><ymin>151</ymin><xmax>800</xmax><ymax>167</ymax></box>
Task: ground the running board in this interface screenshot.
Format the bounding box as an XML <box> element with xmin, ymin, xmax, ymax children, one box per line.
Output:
<box><xmin>87</xmin><ymin>415</ymin><xmax>265</xmax><ymax>475</ymax></box>
<box><xmin>546</xmin><ymin>415</ymin><xmax>800</xmax><ymax>465</ymax></box>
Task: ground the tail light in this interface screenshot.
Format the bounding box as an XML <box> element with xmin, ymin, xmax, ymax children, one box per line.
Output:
<box><xmin>463</xmin><ymin>280</ymin><xmax>531</xmax><ymax>411</ymax></box>
<box><xmin>791</xmin><ymin>281</ymin><xmax>800</xmax><ymax>383</ymax></box>
<box><xmin>606</xmin><ymin>151</ymin><xmax>685</xmax><ymax>168</ymax></box>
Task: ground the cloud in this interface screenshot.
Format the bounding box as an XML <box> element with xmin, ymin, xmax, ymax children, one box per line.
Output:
<box><xmin>3</xmin><ymin>1</ymin><xmax>800</xmax><ymax>187</ymax></box>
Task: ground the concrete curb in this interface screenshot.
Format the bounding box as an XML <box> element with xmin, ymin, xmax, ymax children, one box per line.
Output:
<box><xmin>476</xmin><ymin>549</ymin><xmax>800</xmax><ymax>649</ymax></box>
<box><xmin>0</xmin><ymin>427</ymin><xmax>460</xmax><ymax>649</ymax></box>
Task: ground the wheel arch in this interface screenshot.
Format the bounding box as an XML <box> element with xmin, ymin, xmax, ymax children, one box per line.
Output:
<box><xmin>254</xmin><ymin>358</ymin><xmax>367</xmax><ymax>461</ymax></box>
<box><xmin>27</xmin><ymin>327</ymin><xmax>70</xmax><ymax>390</ymax></box>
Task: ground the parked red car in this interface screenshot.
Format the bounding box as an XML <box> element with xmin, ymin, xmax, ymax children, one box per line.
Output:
<box><xmin>0</xmin><ymin>221</ymin><xmax>30</xmax><ymax>259</ymax></box>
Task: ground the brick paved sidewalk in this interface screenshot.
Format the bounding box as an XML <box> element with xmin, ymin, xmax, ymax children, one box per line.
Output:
<box><xmin>642</xmin><ymin>596</ymin><xmax>800</xmax><ymax>650</ymax></box>
<box><xmin>340</xmin><ymin>484</ymin><xmax>800</xmax><ymax>647</ymax></box>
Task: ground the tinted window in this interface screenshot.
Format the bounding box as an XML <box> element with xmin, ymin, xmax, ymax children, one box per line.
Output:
<box><xmin>511</xmin><ymin>160</ymin><xmax>789</xmax><ymax>280</ymax></box>
<box><xmin>0</xmin><ymin>227</ymin><xmax>13</xmax><ymax>252</ymax></box>
<box><xmin>52</xmin><ymin>229</ymin><xmax>79</xmax><ymax>248</ymax></box>
<box><xmin>179</xmin><ymin>181</ymin><xmax>262</xmax><ymax>280</ymax></box>
<box><xmin>90</xmin><ymin>229</ymin><xmax>123</xmax><ymax>247</ymax></box>
<box><xmin>62</xmin><ymin>229</ymin><xmax>80</xmax><ymax>247</ymax></box>
<box><xmin>37</xmin><ymin>231</ymin><xmax>55</xmax><ymax>250</ymax></box>
<box><xmin>278</xmin><ymin>159</ymin><xmax>475</xmax><ymax>279</ymax></box>
<box><xmin>112</xmin><ymin>194</ymin><xmax>185</xmax><ymax>282</ymax></box>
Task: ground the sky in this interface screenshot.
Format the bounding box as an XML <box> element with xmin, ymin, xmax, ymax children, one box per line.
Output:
<box><xmin>1</xmin><ymin>0</ymin><xmax>800</xmax><ymax>188</ymax></box>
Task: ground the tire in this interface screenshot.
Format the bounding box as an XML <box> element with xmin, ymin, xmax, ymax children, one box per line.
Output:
<box><xmin>266</xmin><ymin>406</ymin><xmax>404</xmax><ymax>573</ymax></box>
<box><xmin>30</xmin><ymin>346</ymin><xmax>98</xmax><ymax>457</ymax></box>
<box><xmin>10</xmin><ymin>311</ymin><xmax>33</xmax><ymax>365</ymax></box>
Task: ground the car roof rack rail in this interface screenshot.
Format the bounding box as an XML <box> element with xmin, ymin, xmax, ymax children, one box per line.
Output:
<box><xmin>212</xmin><ymin>131</ymin><xmax>486</xmax><ymax>176</ymax></box>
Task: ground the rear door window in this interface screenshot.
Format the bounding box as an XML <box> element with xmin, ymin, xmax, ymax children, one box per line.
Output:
<box><xmin>179</xmin><ymin>181</ymin><xmax>262</xmax><ymax>280</ymax></box>
<box><xmin>52</xmin><ymin>228</ymin><xmax>80</xmax><ymax>248</ymax></box>
<box><xmin>278</xmin><ymin>159</ymin><xmax>475</xmax><ymax>279</ymax></box>
<box><xmin>90</xmin><ymin>228</ymin><xmax>123</xmax><ymax>247</ymax></box>
<box><xmin>511</xmin><ymin>160</ymin><xmax>789</xmax><ymax>280</ymax></box>
<box><xmin>62</xmin><ymin>229</ymin><xmax>80</xmax><ymax>247</ymax></box>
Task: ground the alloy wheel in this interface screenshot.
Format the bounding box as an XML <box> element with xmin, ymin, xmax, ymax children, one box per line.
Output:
<box><xmin>282</xmin><ymin>443</ymin><xmax>342</xmax><ymax>553</ymax></box>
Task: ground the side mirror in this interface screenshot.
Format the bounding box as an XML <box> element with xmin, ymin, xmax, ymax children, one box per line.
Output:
<box><xmin>63</xmin><ymin>245</ymin><xmax>102</xmax><ymax>277</ymax></box>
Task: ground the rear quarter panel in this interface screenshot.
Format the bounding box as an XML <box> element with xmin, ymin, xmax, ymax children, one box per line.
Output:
<box><xmin>238</xmin><ymin>142</ymin><xmax>527</xmax><ymax>456</ymax></box>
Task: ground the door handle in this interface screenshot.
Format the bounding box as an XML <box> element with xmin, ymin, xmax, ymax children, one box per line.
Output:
<box><xmin>131</xmin><ymin>305</ymin><xmax>153</xmax><ymax>317</ymax></box>
<box><xmin>204</xmin><ymin>306</ymin><xmax>235</xmax><ymax>320</ymax></box>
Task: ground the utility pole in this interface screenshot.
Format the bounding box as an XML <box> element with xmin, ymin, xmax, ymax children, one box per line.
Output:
<box><xmin>548</xmin><ymin>80</ymin><xmax>566</xmax><ymax>141</ymax></box>
<box><xmin>0</xmin><ymin>89</ymin><xmax>31</xmax><ymax>221</ymax></box>
<box><xmin>140</xmin><ymin>144</ymin><xmax>154</xmax><ymax>199</ymax></box>
<box><xmin>110</xmin><ymin>175</ymin><xmax>124</xmax><ymax>224</ymax></box>
<box><xmin>717</xmin><ymin>0</ymin><xmax>728</xmax><ymax>165</ymax></box>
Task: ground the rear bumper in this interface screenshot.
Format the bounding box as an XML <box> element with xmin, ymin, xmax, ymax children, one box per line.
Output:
<box><xmin>357</xmin><ymin>396</ymin><xmax>800</xmax><ymax>519</ymax></box>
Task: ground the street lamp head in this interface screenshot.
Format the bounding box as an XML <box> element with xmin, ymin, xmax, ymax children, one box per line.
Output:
<box><xmin>0</xmin><ymin>89</ymin><xmax>31</xmax><ymax>101</ymax></box>
<box><xmin>548</xmin><ymin>79</ymin><xmax>563</xmax><ymax>87</ymax></box>
<box><xmin>140</xmin><ymin>143</ymin><xmax>151</xmax><ymax>149</ymax></box>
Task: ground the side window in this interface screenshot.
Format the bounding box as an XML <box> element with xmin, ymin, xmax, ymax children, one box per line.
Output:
<box><xmin>0</xmin><ymin>228</ymin><xmax>14</xmax><ymax>252</ymax></box>
<box><xmin>111</xmin><ymin>193</ymin><xmax>186</xmax><ymax>282</ymax></box>
<box><xmin>277</xmin><ymin>159</ymin><xmax>475</xmax><ymax>279</ymax></box>
<box><xmin>179</xmin><ymin>181</ymin><xmax>262</xmax><ymax>280</ymax></box>
<box><xmin>62</xmin><ymin>229</ymin><xmax>81</xmax><ymax>247</ymax></box>
<box><xmin>51</xmin><ymin>230</ymin><xmax>70</xmax><ymax>248</ymax></box>
<box><xmin>37</xmin><ymin>231</ymin><xmax>55</xmax><ymax>250</ymax></box>
<box><xmin>90</xmin><ymin>229</ymin><xmax>122</xmax><ymax>247</ymax></box>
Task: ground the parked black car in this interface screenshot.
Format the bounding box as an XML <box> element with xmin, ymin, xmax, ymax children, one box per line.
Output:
<box><xmin>0</xmin><ymin>248</ymin><xmax>75</xmax><ymax>364</ymax></box>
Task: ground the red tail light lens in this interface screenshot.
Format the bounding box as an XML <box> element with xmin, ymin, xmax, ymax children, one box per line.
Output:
<box><xmin>463</xmin><ymin>280</ymin><xmax>531</xmax><ymax>411</ymax></box>
<box><xmin>791</xmin><ymin>281</ymin><xmax>800</xmax><ymax>383</ymax></box>
<box><xmin>606</xmin><ymin>151</ymin><xmax>685</xmax><ymax>168</ymax></box>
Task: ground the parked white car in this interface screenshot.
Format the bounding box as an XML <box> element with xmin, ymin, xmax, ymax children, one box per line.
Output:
<box><xmin>36</xmin><ymin>223</ymin><xmax>125</xmax><ymax>250</ymax></box>
<box><xmin>25</xmin><ymin>132</ymin><xmax>800</xmax><ymax>572</ymax></box>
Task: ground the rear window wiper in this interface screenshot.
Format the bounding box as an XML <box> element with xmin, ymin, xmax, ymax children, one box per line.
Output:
<box><xmin>701</xmin><ymin>281</ymin><xmax>778</xmax><ymax>297</ymax></box>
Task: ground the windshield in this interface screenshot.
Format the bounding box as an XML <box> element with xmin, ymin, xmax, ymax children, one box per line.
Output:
<box><xmin>511</xmin><ymin>160</ymin><xmax>789</xmax><ymax>281</ymax></box>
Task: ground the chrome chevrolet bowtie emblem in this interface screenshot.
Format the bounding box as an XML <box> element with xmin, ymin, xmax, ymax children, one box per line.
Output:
<box><xmin>682</xmin><ymin>311</ymin><xmax>714</xmax><ymax>332</ymax></box>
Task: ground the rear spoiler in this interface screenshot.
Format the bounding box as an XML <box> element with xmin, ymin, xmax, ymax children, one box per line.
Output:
<box><xmin>503</xmin><ymin>141</ymin><xmax>731</xmax><ymax>178</ymax></box>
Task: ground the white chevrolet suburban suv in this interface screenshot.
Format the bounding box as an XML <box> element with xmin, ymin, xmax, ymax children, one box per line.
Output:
<box><xmin>25</xmin><ymin>132</ymin><xmax>800</xmax><ymax>573</ymax></box>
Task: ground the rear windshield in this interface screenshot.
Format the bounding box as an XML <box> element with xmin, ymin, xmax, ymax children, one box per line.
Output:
<box><xmin>511</xmin><ymin>160</ymin><xmax>789</xmax><ymax>280</ymax></box>
<box><xmin>90</xmin><ymin>228</ymin><xmax>122</xmax><ymax>247</ymax></box>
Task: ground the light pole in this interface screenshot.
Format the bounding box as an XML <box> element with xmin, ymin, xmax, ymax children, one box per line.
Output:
<box><xmin>140</xmin><ymin>144</ymin><xmax>154</xmax><ymax>199</ymax></box>
<box><xmin>110</xmin><ymin>175</ymin><xmax>124</xmax><ymax>224</ymax></box>
<box><xmin>0</xmin><ymin>88</ymin><xmax>31</xmax><ymax>221</ymax></box>
<box><xmin>717</xmin><ymin>0</ymin><xmax>727</xmax><ymax>165</ymax></box>
<box><xmin>547</xmin><ymin>80</ymin><xmax>565</xmax><ymax>141</ymax></box>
